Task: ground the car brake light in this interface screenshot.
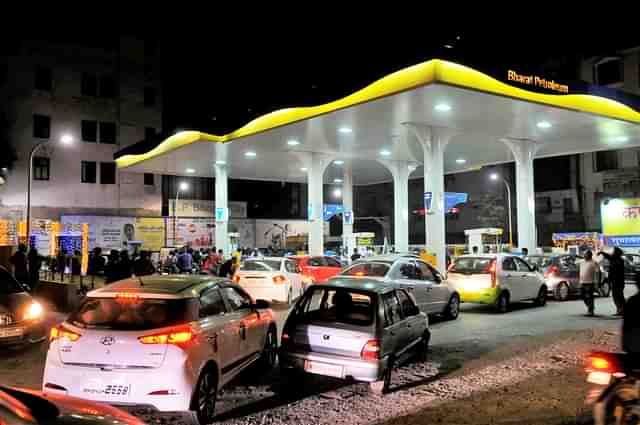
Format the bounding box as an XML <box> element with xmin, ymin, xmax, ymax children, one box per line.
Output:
<box><xmin>354</xmin><ymin>271</ymin><xmax>366</xmax><ymax>277</ymax></box>
<box><xmin>361</xmin><ymin>340</ymin><xmax>380</xmax><ymax>361</ymax></box>
<box><xmin>486</xmin><ymin>260</ymin><xmax>497</xmax><ymax>288</ymax></box>
<box><xmin>50</xmin><ymin>325</ymin><xmax>81</xmax><ymax>342</ymax></box>
<box><xmin>544</xmin><ymin>265</ymin><xmax>559</xmax><ymax>279</ymax></box>
<box><xmin>232</xmin><ymin>275</ymin><xmax>241</xmax><ymax>284</ymax></box>
<box><xmin>148</xmin><ymin>389</ymin><xmax>178</xmax><ymax>395</ymax></box>
<box><xmin>44</xmin><ymin>383</ymin><xmax>68</xmax><ymax>391</ymax></box>
<box><xmin>139</xmin><ymin>327</ymin><xmax>194</xmax><ymax>349</ymax></box>
<box><xmin>587</xmin><ymin>352</ymin><xmax>624</xmax><ymax>375</ymax></box>
<box><xmin>273</xmin><ymin>275</ymin><xmax>287</xmax><ymax>284</ymax></box>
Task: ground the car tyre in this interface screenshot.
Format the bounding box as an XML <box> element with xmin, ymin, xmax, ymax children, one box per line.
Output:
<box><xmin>190</xmin><ymin>365</ymin><xmax>218</xmax><ymax>425</ymax></box>
<box><xmin>555</xmin><ymin>282</ymin><xmax>570</xmax><ymax>301</ymax></box>
<box><xmin>534</xmin><ymin>286</ymin><xmax>547</xmax><ymax>306</ymax></box>
<box><xmin>258</xmin><ymin>326</ymin><xmax>278</xmax><ymax>371</ymax></box>
<box><xmin>496</xmin><ymin>291</ymin><xmax>509</xmax><ymax>314</ymax></box>
<box><xmin>369</xmin><ymin>357</ymin><xmax>393</xmax><ymax>395</ymax></box>
<box><xmin>444</xmin><ymin>294</ymin><xmax>460</xmax><ymax>320</ymax></box>
<box><xmin>599</xmin><ymin>280</ymin><xmax>611</xmax><ymax>298</ymax></box>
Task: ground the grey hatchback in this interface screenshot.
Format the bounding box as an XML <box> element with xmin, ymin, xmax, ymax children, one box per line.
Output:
<box><xmin>279</xmin><ymin>278</ymin><xmax>429</xmax><ymax>394</ymax></box>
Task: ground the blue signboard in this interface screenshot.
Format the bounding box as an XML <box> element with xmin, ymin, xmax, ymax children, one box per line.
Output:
<box><xmin>424</xmin><ymin>192</ymin><xmax>433</xmax><ymax>212</ymax></box>
<box><xmin>215</xmin><ymin>207</ymin><xmax>227</xmax><ymax>222</ymax></box>
<box><xmin>445</xmin><ymin>192</ymin><xmax>468</xmax><ymax>212</ymax></box>
<box><xmin>343</xmin><ymin>210</ymin><xmax>354</xmax><ymax>225</ymax></box>
<box><xmin>604</xmin><ymin>235</ymin><xmax>640</xmax><ymax>247</ymax></box>
<box><xmin>323</xmin><ymin>204</ymin><xmax>344</xmax><ymax>221</ymax></box>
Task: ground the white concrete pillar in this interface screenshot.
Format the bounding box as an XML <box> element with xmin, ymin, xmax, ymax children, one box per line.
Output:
<box><xmin>502</xmin><ymin>138</ymin><xmax>542</xmax><ymax>252</ymax></box>
<box><xmin>379</xmin><ymin>160</ymin><xmax>410</xmax><ymax>253</ymax></box>
<box><xmin>215</xmin><ymin>163</ymin><xmax>229</xmax><ymax>256</ymax></box>
<box><xmin>342</xmin><ymin>162</ymin><xmax>354</xmax><ymax>256</ymax></box>
<box><xmin>306</xmin><ymin>153</ymin><xmax>331</xmax><ymax>256</ymax></box>
<box><xmin>406</xmin><ymin>124</ymin><xmax>454</xmax><ymax>270</ymax></box>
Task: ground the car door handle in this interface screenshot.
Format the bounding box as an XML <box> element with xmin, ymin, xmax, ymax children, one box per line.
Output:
<box><xmin>407</xmin><ymin>286</ymin><xmax>415</xmax><ymax>291</ymax></box>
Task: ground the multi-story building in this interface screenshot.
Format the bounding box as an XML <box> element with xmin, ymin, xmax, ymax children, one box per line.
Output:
<box><xmin>0</xmin><ymin>36</ymin><xmax>162</xmax><ymax>222</ymax></box>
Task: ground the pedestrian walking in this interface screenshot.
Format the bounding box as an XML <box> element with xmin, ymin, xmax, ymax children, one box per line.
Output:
<box><xmin>579</xmin><ymin>250</ymin><xmax>598</xmax><ymax>316</ymax></box>
<box><xmin>10</xmin><ymin>243</ymin><xmax>28</xmax><ymax>286</ymax></box>
<box><xmin>599</xmin><ymin>247</ymin><xmax>626</xmax><ymax>315</ymax></box>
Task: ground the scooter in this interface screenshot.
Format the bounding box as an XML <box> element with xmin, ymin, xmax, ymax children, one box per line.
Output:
<box><xmin>586</xmin><ymin>351</ymin><xmax>640</xmax><ymax>424</ymax></box>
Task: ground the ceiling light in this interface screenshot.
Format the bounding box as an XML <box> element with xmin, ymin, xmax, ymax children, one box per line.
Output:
<box><xmin>179</xmin><ymin>182</ymin><xmax>189</xmax><ymax>191</ymax></box>
<box><xmin>614</xmin><ymin>136</ymin><xmax>629</xmax><ymax>142</ymax></box>
<box><xmin>490</xmin><ymin>173</ymin><xmax>499</xmax><ymax>181</ymax></box>
<box><xmin>434</xmin><ymin>103</ymin><xmax>452</xmax><ymax>112</ymax></box>
<box><xmin>245</xmin><ymin>151</ymin><xmax>257</xmax><ymax>158</ymax></box>
<box><xmin>334</xmin><ymin>178</ymin><xmax>343</xmax><ymax>183</ymax></box>
<box><xmin>334</xmin><ymin>160</ymin><xmax>344</xmax><ymax>165</ymax></box>
<box><xmin>443</xmin><ymin>44</ymin><xmax>454</xmax><ymax>49</ymax></box>
<box><xmin>333</xmin><ymin>188</ymin><xmax>342</xmax><ymax>198</ymax></box>
<box><xmin>338</xmin><ymin>127</ymin><xmax>352</xmax><ymax>134</ymax></box>
<box><xmin>456</xmin><ymin>158</ymin><xmax>466</xmax><ymax>164</ymax></box>
<box><xmin>287</xmin><ymin>139</ymin><xmax>300</xmax><ymax>146</ymax></box>
<box><xmin>185</xmin><ymin>168</ymin><xmax>196</xmax><ymax>174</ymax></box>
<box><xmin>60</xmin><ymin>134</ymin><xmax>73</xmax><ymax>145</ymax></box>
<box><xmin>380</xmin><ymin>150</ymin><xmax>391</xmax><ymax>156</ymax></box>
<box><xmin>300</xmin><ymin>167</ymin><xmax>308</xmax><ymax>172</ymax></box>
<box><xmin>215</xmin><ymin>160</ymin><xmax>226</xmax><ymax>165</ymax></box>
<box><xmin>537</xmin><ymin>121</ymin><xmax>552</xmax><ymax>129</ymax></box>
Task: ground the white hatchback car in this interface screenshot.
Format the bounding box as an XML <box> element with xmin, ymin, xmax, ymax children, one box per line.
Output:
<box><xmin>42</xmin><ymin>276</ymin><xmax>278</xmax><ymax>424</ymax></box>
<box><xmin>233</xmin><ymin>257</ymin><xmax>305</xmax><ymax>304</ymax></box>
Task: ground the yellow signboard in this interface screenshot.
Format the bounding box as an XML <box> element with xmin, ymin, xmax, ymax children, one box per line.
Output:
<box><xmin>135</xmin><ymin>218</ymin><xmax>165</xmax><ymax>251</ymax></box>
<box><xmin>508</xmin><ymin>70</ymin><xmax>569</xmax><ymax>94</ymax></box>
<box><xmin>601</xmin><ymin>198</ymin><xmax>640</xmax><ymax>236</ymax></box>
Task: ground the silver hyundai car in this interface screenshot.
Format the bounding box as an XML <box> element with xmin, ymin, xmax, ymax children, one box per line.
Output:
<box><xmin>279</xmin><ymin>279</ymin><xmax>429</xmax><ymax>394</ymax></box>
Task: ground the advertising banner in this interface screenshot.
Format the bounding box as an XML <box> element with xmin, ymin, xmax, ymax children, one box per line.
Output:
<box><xmin>602</xmin><ymin>199</ymin><xmax>640</xmax><ymax>236</ymax></box>
<box><xmin>62</xmin><ymin>216</ymin><xmax>136</xmax><ymax>251</ymax></box>
<box><xmin>167</xmin><ymin>217</ymin><xmax>215</xmax><ymax>248</ymax></box>
<box><xmin>135</xmin><ymin>218</ymin><xmax>165</xmax><ymax>251</ymax></box>
<box><xmin>255</xmin><ymin>219</ymin><xmax>329</xmax><ymax>249</ymax></box>
<box><xmin>169</xmin><ymin>200</ymin><xmax>247</xmax><ymax>218</ymax></box>
<box><xmin>0</xmin><ymin>220</ymin><xmax>17</xmax><ymax>246</ymax></box>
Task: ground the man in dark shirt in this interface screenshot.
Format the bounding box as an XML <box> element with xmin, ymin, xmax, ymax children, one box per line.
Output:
<box><xmin>600</xmin><ymin>247</ymin><xmax>626</xmax><ymax>315</ymax></box>
<box><xmin>351</xmin><ymin>248</ymin><xmax>361</xmax><ymax>262</ymax></box>
<box><xmin>10</xmin><ymin>243</ymin><xmax>28</xmax><ymax>286</ymax></box>
<box><xmin>623</xmin><ymin>272</ymin><xmax>640</xmax><ymax>354</ymax></box>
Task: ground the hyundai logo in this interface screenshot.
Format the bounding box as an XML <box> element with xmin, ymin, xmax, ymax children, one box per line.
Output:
<box><xmin>323</xmin><ymin>335</ymin><xmax>330</xmax><ymax>340</ymax></box>
<box><xmin>100</xmin><ymin>336</ymin><xmax>115</xmax><ymax>346</ymax></box>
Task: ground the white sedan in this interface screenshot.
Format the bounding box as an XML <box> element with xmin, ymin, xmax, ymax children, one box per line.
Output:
<box><xmin>233</xmin><ymin>257</ymin><xmax>304</xmax><ymax>304</ymax></box>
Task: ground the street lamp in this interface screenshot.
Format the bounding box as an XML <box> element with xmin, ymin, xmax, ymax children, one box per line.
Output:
<box><xmin>25</xmin><ymin>134</ymin><xmax>73</xmax><ymax>245</ymax></box>
<box><xmin>490</xmin><ymin>172</ymin><xmax>513</xmax><ymax>247</ymax></box>
<box><xmin>173</xmin><ymin>181</ymin><xmax>189</xmax><ymax>246</ymax></box>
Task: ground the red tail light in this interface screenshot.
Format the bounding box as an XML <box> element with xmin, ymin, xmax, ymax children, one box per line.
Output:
<box><xmin>486</xmin><ymin>259</ymin><xmax>497</xmax><ymax>288</ymax></box>
<box><xmin>544</xmin><ymin>265</ymin><xmax>559</xmax><ymax>279</ymax></box>
<box><xmin>587</xmin><ymin>353</ymin><xmax>623</xmax><ymax>374</ymax></box>
<box><xmin>50</xmin><ymin>325</ymin><xmax>81</xmax><ymax>342</ymax></box>
<box><xmin>232</xmin><ymin>275</ymin><xmax>240</xmax><ymax>284</ymax></box>
<box><xmin>44</xmin><ymin>383</ymin><xmax>68</xmax><ymax>391</ymax></box>
<box><xmin>273</xmin><ymin>275</ymin><xmax>287</xmax><ymax>284</ymax></box>
<box><xmin>139</xmin><ymin>326</ymin><xmax>194</xmax><ymax>349</ymax></box>
<box><xmin>361</xmin><ymin>340</ymin><xmax>380</xmax><ymax>361</ymax></box>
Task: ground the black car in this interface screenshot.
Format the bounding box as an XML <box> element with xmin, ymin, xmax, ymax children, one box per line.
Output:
<box><xmin>0</xmin><ymin>266</ymin><xmax>46</xmax><ymax>346</ymax></box>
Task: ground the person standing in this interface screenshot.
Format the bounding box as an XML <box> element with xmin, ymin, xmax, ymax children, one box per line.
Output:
<box><xmin>599</xmin><ymin>247</ymin><xmax>626</xmax><ymax>315</ymax></box>
<box><xmin>105</xmin><ymin>250</ymin><xmax>120</xmax><ymax>283</ymax></box>
<box><xmin>133</xmin><ymin>251</ymin><xmax>156</xmax><ymax>276</ymax></box>
<box><xmin>10</xmin><ymin>243</ymin><xmax>28</xmax><ymax>286</ymax></box>
<box><xmin>351</xmin><ymin>248</ymin><xmax>361</xmax><ymax>262</ymax></box>
<box><xmin>27</xmin><ymin>247</ymin><xmax>42</xmax><ymax>292</ymax></box>
<box><xmin>623</xmin><ymin>271</ymin><xmax>640</xmax><ymax>354</ymax></box>
<box><xmin>579</xmin><ymin>250</ymin><xmax>598</xmax><ymax>316</ymax></box>
<box><xmin>118</xmin><ymin>250</ymin><xmax>132</xmax><ymax>281</ymax></box>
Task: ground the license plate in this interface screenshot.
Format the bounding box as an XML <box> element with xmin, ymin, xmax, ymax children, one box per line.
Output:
<box><xmin>304</xmin><ymin>360</ymin><xmax>343</xmax><ymax>378</ymax></box>
<box><xmin>83</xmin><ymin>384</ymin><xmax>131</xmax><ymax>399</ymax></box>
<box><xmin>0</xmin><ymin>327</ymin><xmax>23</xmax><ymax>338</ymax></box>
<box><xmin>587</xmin><ymin>371</ymin><xmax>612</xmax><ymax>385</ymax></box>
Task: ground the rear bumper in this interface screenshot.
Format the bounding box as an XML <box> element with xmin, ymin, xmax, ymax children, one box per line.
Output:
<box><xmin>0</xmin><ymin>321</ymin><xmax>46</xmax><ymax>346</ymax></box>
<box><xmin>280</xmin><ymin>349</ymin><xmax>387</xmax><ymax>383</ymax></box>
<box><xmin>458</xmin><ymin>287</ymin><xmax>499</xmax><ymax>304</ymax></box>
<box><xmin>545</xmin><ymin>277</ymin><xmax>580</xmax><ymax>294</ymax></box>
<box><xmin>241</xmin><ymin>284</ymin><xmax>289</xmax><ymax>303</ymax></box>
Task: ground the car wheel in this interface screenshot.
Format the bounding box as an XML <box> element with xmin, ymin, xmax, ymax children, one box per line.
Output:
<box><xmin>555</xmin><ymin>282</ymin><xmax>570</xmax><ymax>301</ymax></box>
<box><xmin>496</xmin><ymin>291</ymin><xmax>509</xmax><ymax>314</ymax></box>
<box><xmin>599</xmin><ymin>280</ymin><xmax>611</xmax><ymax>298</ymax></box>
<box><xmin>534</xmin><ymin>286</ymin><xmax>547</xmax><ymax>306</ymax></box>
<box><xmin>190</xmin><ymin>366</ymin><xmax>217</xmax><ymax>425</ymax></box>
<box><xmin>369</xmin><ymin>357</ymin><xmax>393</xmax><ymax>395</ymax></box>
<box><xmin>417</xmin><ymin>331</ymin><xmax>430</xmax><ymax>362</ymax></box>
<box><xmin>444</xmin><ymin>294</ymin><xmax>460</xmax><ymax>320</ymax></box>
<box><xmin>258</xmin><ymin>326</ymin><xmax>278</xmax><ymax>371</ymax></box>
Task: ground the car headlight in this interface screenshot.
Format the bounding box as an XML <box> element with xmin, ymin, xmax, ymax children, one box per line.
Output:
<box><xmin>24</xmin><ymin>302</ymin><xmax>43</xmax><ymax>321</ymax></box>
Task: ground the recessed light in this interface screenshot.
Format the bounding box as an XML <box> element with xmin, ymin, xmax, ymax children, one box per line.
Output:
<box><xmin>334</xmin><ymin>178</ymin><xmax>343</xmax><ymax>183</ymax></box>
<box><xmin>338</xmin><ymin>127</ymin><xmax>352</xmax><ymax>134</ymax></box>
<box><xmin>300</xmin><ymin>167</ymin><xmax>308</xmax><ymax>172</ymax></box>
<box><xmin>186</xmin><ymin>168</ymin><xmax>196</xmax><ymax>173</ymax></box>
<box><xmin>380</xmin><ymin>150</ymin><xmax>391</xmax><ymax>156</ymax></box>
<box><xmin>456</xmin><ymin>158</ymin><xmax>466</xmax><ymax>164</ymax></box>
<box><xmin>333</xmin><ymin>188</ymin><xmax>342</xmax><ymax>198</ymax></box>
<box><xmin>443</xmin><ymin>44</ymin><xmax>454</xmax><ymax>49</ymax></box>
<box><xmin>614</xmin><ymin>136</ymin><xmax>629</xmax><ymax>142</ymax></box>
<box><xmin>215</xmin><ymin>160</ymin><xmax>226</xmax><ymax>165</ymax></box>
<box><xmin>245</xmin><ymin>151</ymin><xmax>257</xmax><ymax>158</ymax></box>
<box><xmin>334</xmin><ymin>160</ymin><xmax>344</xmax><ymax>165</ymax></box>
<box><xmin>435</xmin><ymin>103</ymin><xmax>452</xmax><ymax>112</ymax></box>
<box><xmin>287</xmin><ymin>139</ymin><xmax>300</xmax><ymax>146</ymax></box>
<box><xmin>537</xmin><ymin>121</ymin><xmax>552</xmax><ymax>129</ymax></box>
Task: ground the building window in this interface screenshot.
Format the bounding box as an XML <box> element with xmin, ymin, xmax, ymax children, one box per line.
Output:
<box><xmin>81</xmin><ymin>161</ymin><xmax>96</xmax><ymax>183</ymax></box>
<box><xmin>81</xmin><ymin>120</ymin><xmax>97</xmax><ymax>142</ymax></box>
<box><xmin>32</xmin><ymin>114</ymin><xmax>50</xmax><ymax>139</ymax></box>
<box><xmin>144</xmin><ymin>173</ymin><xmax>154</xmax><ymax>186</ymax></box>
<box><xmin>144</xmin><ymin>127</ymin><xmax>156</xmax><ymax>140</ymax></box>
<box><xmin>81</xmin><ymin>73</ymin><xmax>97</xmax><ymax>96</ymax></box>
<box><xmin>34</xmin><ymin>66</ymin><xmax>52</xmax><ymax>91</ymax></box>
<box><xmin>100</xmin><ymin>162</ymin><xmax>116</xmax><ymax>184</ymax></box>
<box><xmin>99</xmin><ymin>75</ymin><xmax>116</xmax><ymax>98</ymax></box>
<box><xmin>594</xmin><ymin>58</ymin><xmax>624</xmax><ymax>86</ymax></box>
<box><xmin>99</xmin><ymin>122</ymin><xmax>116</xmax><ymax>144</ymax></box>
<box><xmin>32</xmin><ymin>157</ymin><xmax>50</xmax><ymax>181</ymax></box>
<box><xmin>144</xmin><ymin>87</ymin><xmax>156</xmax><ymax>107</ymax></box>
<box><xmin>594</xmin><ymin>150</ymin><xmax>619</xmax><ymax>172</ymax></box>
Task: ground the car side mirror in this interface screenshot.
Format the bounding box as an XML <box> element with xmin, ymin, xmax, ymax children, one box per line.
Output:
<box><xmin>406</xmin><ymin>305</ymin><xmax>420</xmax><ymax>317</ymax></box>
<box><xmin>252</xmin><ymin>299</ymin><xmax>270</xmax><ymax>309</ymax></box>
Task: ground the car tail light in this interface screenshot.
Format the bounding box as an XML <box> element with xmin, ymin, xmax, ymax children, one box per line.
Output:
<box><xmin>485</xmin><ymin>259</ymin><xmax>497</xmax><ymax>288</ymax></box>
<box><xmin>544</xmin><ymin>265</ymin><xmax>559</xmax><ymax>279</ymax></box>
<box><xmin>273</xmin><ymin>275</ymin><xmax>287</xmax><ymax>284</ymax></box>
<box><xmin>44</xmin><ymin>383</ymin><xmax>68</xmax><ymax>391</ymax></box>
<box><xmin>148</xmin><ymin>389</ymin><xmax>179</xmax><ymax>395</ymax></box>
<box><xmin>232</xmin><ymin>275</ymin><xmax>241</xmax><ymax>284</ymax></box>
<box><xmin>139</xmin><ymin>326</ymin><xmax>194</xmax><ymax>349</ymax></box>
<box><xmin>50</xmin><ymin>325</ymin><xmax>81</xmax><ymax>342</ymax></box>
<box><xmin>281</xmin><ymin>332</ymin><xmax>291</xmax><ymax>348</ymax></box>
<box><xmin>587</xmin><ymin>352</ymin><xmax>623</xmax><ymax>375</ymax></box>
<box><xmin>361</xmin><ymin>340</ymin><xmax>380</xmax><ymax>361</ymax></box>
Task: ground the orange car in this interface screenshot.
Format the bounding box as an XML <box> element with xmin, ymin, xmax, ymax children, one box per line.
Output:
<box><xmin>289</xmin><ymin>256</ymin><xmax>343</xmax><ymax>284</ymax></box>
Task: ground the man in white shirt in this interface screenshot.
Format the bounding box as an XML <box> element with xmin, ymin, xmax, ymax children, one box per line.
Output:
<box><xmin>579</xmin><ymin>250</ymin><xmax>598</xmax><ymax>316</ymax></box>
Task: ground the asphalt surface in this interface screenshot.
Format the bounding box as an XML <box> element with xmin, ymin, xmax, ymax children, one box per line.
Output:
<box><xmin>0</xmin><ymin>288</ymin><xmax>634</xmax><ymax>424</ymax></box>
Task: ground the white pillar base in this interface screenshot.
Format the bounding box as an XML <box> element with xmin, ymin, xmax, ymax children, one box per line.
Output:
<box><xmin>342</xmin><ymin>162</ymin><xmax>354</xmax><ymax>256</ymax></box>
<box><xmin>215</xmin><ymin>164</ymin><xmax>230</xmax><ymax>256</ymax></box>
<box><xmin>379</xmin><ymin>159</ymin><xmax>411</xmax><ymax>253</ymax></box>
<box><xmin>306</xmin><ymin>153</ymin><xmax>332</xmax><ymax>256</ymax></box>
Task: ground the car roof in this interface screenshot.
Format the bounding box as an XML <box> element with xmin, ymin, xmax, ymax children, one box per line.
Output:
<box><xmin>88</xmin><ymin>275</ymin><xmax>229</xmax><ymax>299</ymax></box>
<box><xmin>353</xmin><ymin>254</ymin><xmax>407</xmax><ymax>263</ymax></box>
<box><xmin>320</xmin><ymin>278</ymin><xmax>396</xmax><ymax>294</ymax></box>
<box><xmin>245</xmin><ymin>257</ymin><xmax>285</xmax><ymax>262</ymax></box>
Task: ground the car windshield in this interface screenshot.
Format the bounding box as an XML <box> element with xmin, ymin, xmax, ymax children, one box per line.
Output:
<box><xmin>69</xmin><ymin>297</ymin><xmax>197</xmax><ymax>331</ymax></box>
<box><xmin>0</xmin><ymin>268</ymin><xmax>24</xmax><ymax>295</ymax></box>
<box><xmin>524</xmin><ymin>256</ymin><xmax>552</xmax><ymax>268</ymax></box>
<box><xmin>240</xmin><ymin>260</ymin><xmax>281</xmax><ymax>271</ymax></box>
<box><xmin>449</xmin><ymin>257</ymin><xmax>493</xmax><ymax>273</ymax></box>
<box><xmin>294</xmin><ymin>287</ymin><xmax>374</xmax><ymax>326</ymax></box>
<box><xmin>340</xmin><ymin>262</ymin><xmax>390</xmax><ymax>277</ymax></box>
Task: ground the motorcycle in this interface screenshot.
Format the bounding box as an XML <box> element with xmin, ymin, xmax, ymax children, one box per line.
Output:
<box><xmin>586</xmin><ymin>351</ymin><xmax>640</xmax><ymax>424</ymax></box>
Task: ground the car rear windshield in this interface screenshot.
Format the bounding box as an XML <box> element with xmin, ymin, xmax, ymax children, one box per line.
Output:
<box><xmin>69</xmin><ymin>297</ymin><xmax>198</xmax><ymax>331</ymax></box>
<box><xmin>0</xmin><ymin>268</ymin><xmax>24</xmax><ymax>295</ymax></box>
<box><xmin>293</xmin><ymin>287</ymin><xmax>375</xmax><ymax>326</ymax></box>
<box><xmin>449</xmin><ymin>257</ymin><xmax>493</xmax><ymax>274</ymax></box>
<box><xmin>340</xmin><ymin>262</ymin><xmax>390</xmax><ymax>277</ymax></box>
<box><xmin>240</xmin><ymin>260</ymin><xmax>281</xmax><ymax>271</ymax></box>
<box><xmin>524</xmin><ymin>256</ymin><xmax>552</xmax><ymax>268</ymax></box>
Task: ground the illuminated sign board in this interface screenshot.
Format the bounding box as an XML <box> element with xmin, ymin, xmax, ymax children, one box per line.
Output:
<box><xmin>508</xmin><ymin>70</ymin><xmax>569</xmax><ymax>94</ymax></box>
<box><xmin>601</xmin><ymin>198</ymin><xmax>640</xmax><ymax>246</ymax></box>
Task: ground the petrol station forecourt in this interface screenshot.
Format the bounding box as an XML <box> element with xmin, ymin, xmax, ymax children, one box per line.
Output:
<box><xmin>115</xmin><ymin>59</ymin><xmax>640</xmax><ymax>267</ymax></box>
